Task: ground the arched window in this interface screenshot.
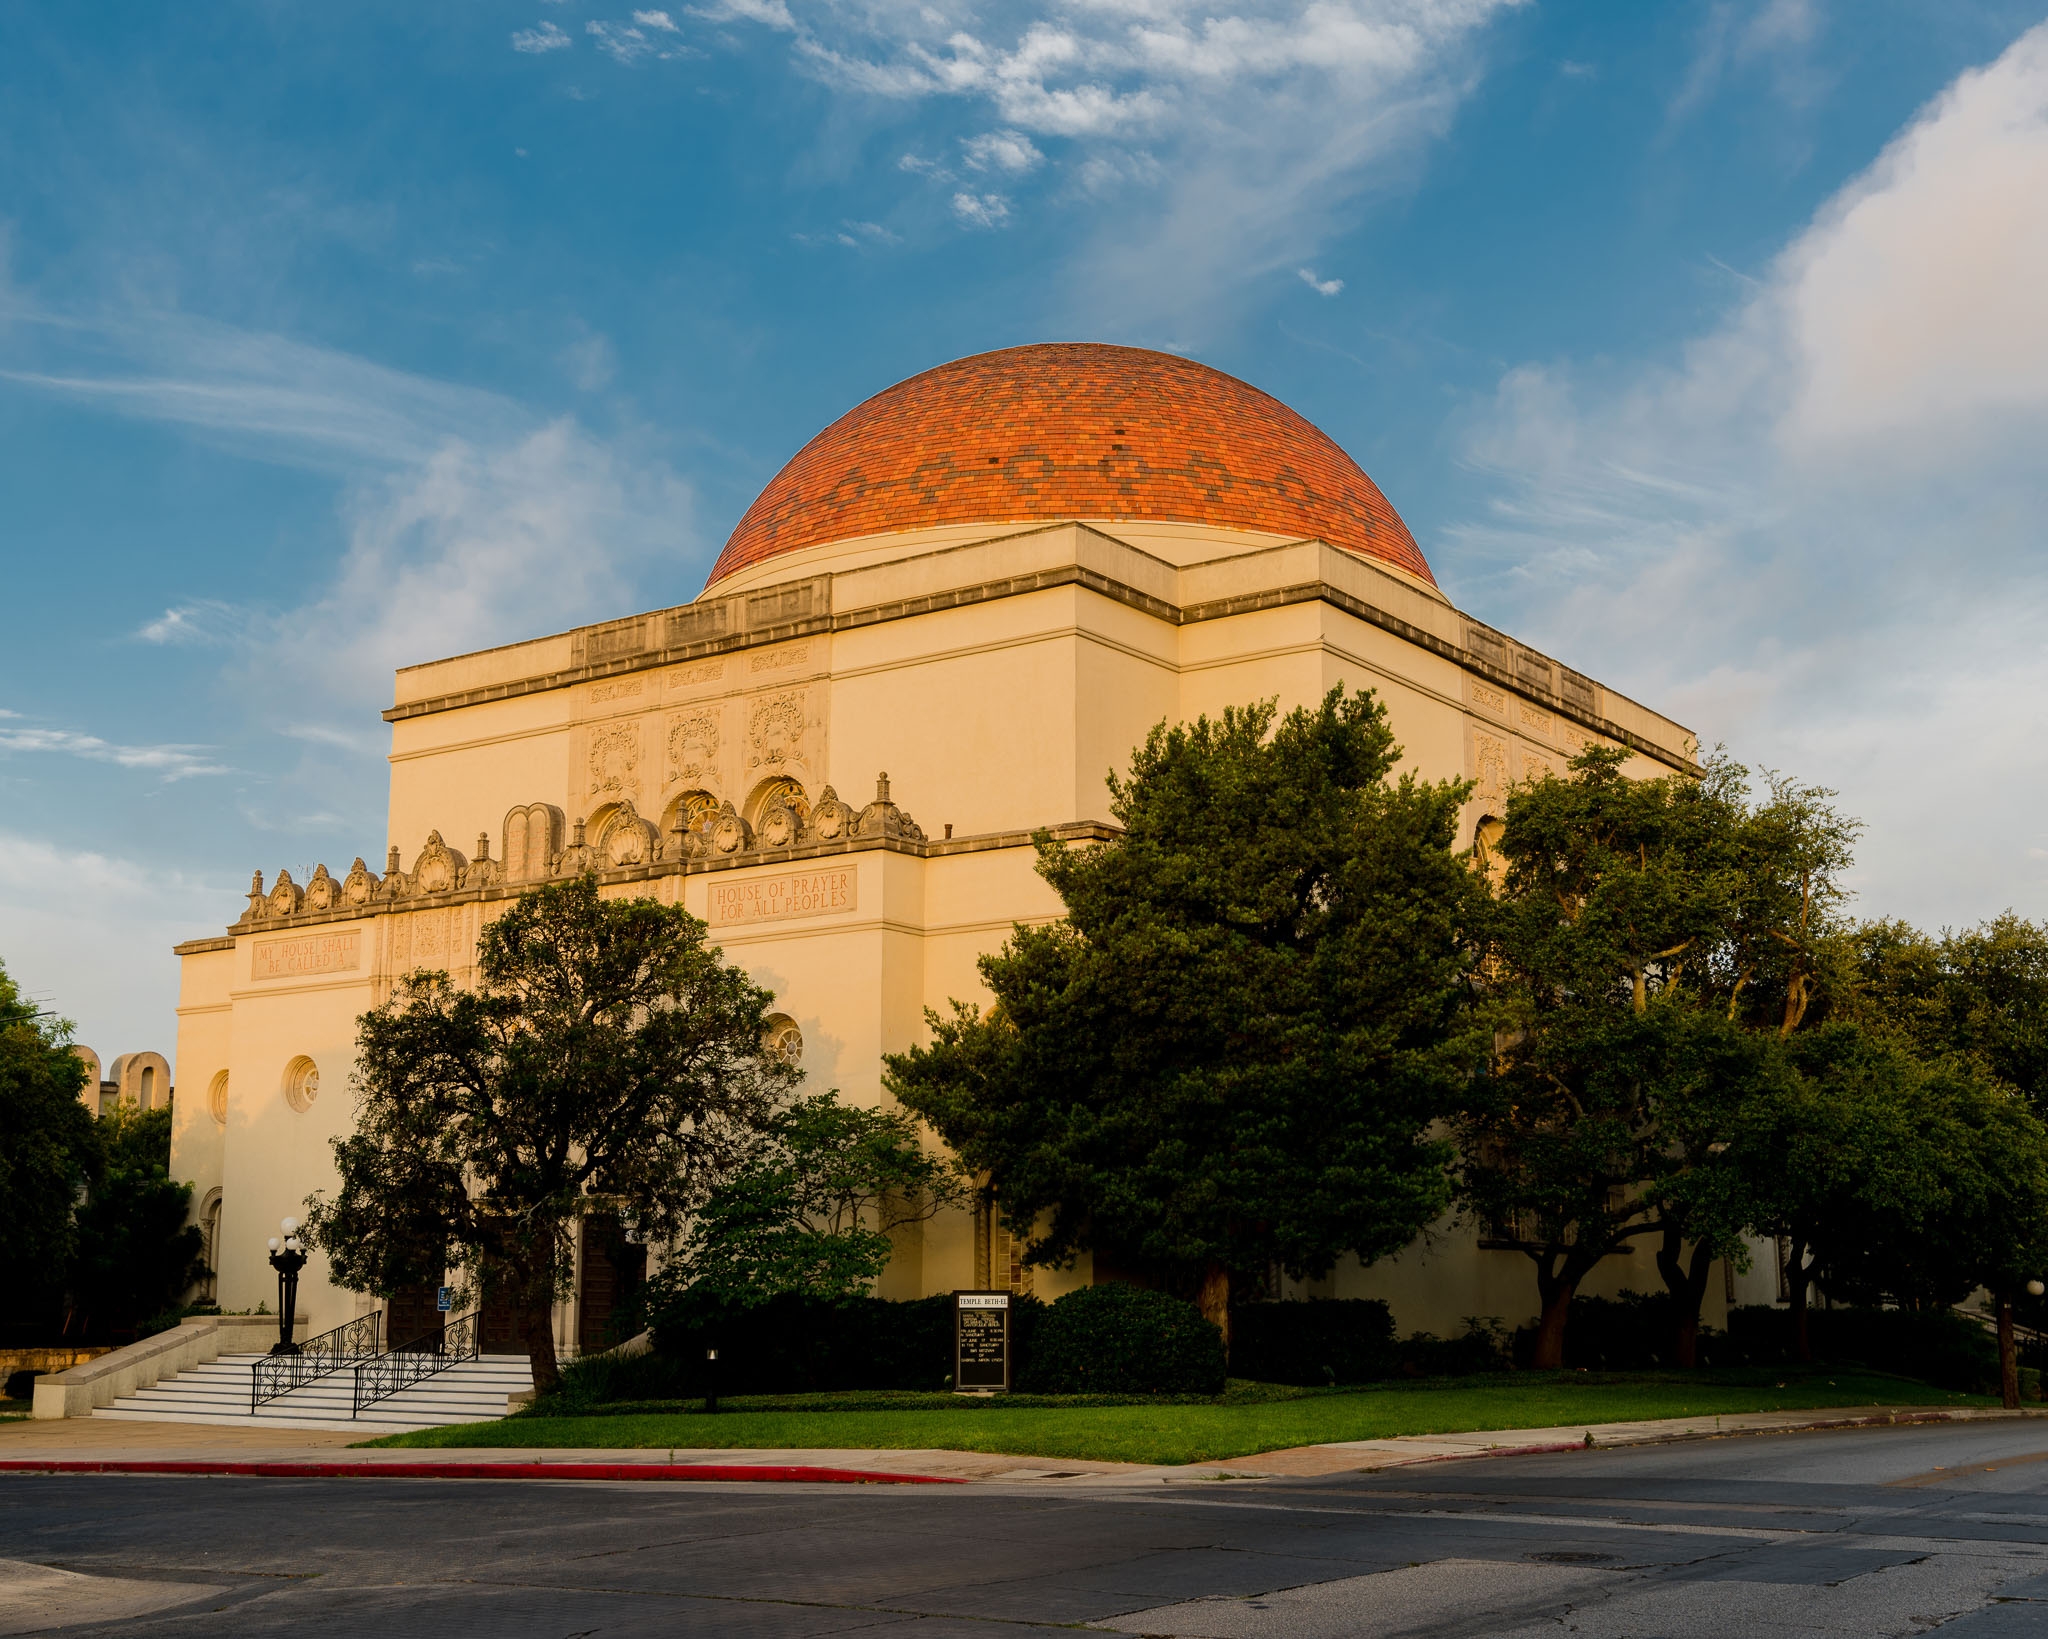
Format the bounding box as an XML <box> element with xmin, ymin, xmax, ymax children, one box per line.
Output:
<box><xmin>744</xmin><ymin>776</ymin><xmax>809</xmax><ymax>830</ymax></box>
<box><xmin>139</xmin><ymin>1066</ymin><xmax>156</xmax><ymax>1109</ymax></box>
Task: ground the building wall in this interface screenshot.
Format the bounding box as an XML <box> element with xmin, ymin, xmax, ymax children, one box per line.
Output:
<box><xmin>172</xmin><ymin>517</ymin><xmax>1700</xmax><ymax>1342</ymax></box>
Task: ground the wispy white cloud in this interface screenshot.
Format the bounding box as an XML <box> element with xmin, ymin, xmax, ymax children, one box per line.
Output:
<box><xmin>0</xmin><ymin>722</ymin><xmax>229</xmax><ymax>781</ymax></box>
<box><xmin>687</xmin><ymin>1</ymin><xmax>1521</xmax><ymax>329</ymax></box>
<box><xmin>688</xmin><ymin>0</ymin><xmax>796</xmax><ymax>28</ymax></box>
<box><xmin>1448</xmin><ymin>19</ymin><xmax>2048</xmax><ymax>927</ymax></box>
<box><xmin>951</xmin><ymin>189</ymin><xmax>1012</xmax><ymax>228</ymax></box>
<box><xmin>135</xmin><ymin>599</ymin><xmax>254</xmax><ymax>647</ymax></box>
<box><xmin>511</xmin><ymin>20</ymin><xmax>573</xmax><ymax>53</ymax></box>
<box><xmin>794</xmin><ymin>219</ymin><xmax>901</xmax><ymax>248</ymax></box>
<box><xmin>560</xmin><ymin>327</ymin><xmax>618</xmax><ymax>392</ymax></box>
<box><xmin>963</xmin><ymin>129</ymin><xmax>1044</xmax><ymax>175</ymax></box>
<box><xmin>1297</xmin><ymin>266</ymin><xmax>1343</xmax><ymax>296</ymax></box>
<box><xmin>588</xmin><ymin>15</ymin><xmax>698</xmax><ymax>61</ymax></box>
<box><xmin>0</xmin><ymin>292</ymin><xmax>698</xmax><ymax>838</ymax></box>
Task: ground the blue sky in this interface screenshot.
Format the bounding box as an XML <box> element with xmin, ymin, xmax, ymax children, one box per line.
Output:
<box><xmin>5</xmin><ymin>1</ymin><xmax>2048</xmax><ymax>1059</ymax></box>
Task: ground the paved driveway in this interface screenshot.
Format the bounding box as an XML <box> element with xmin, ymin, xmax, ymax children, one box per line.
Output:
<box><xmin>5</xmin><ymin>1419</ymin><xmax>2048</xmax><ymax>1635</ymax></box>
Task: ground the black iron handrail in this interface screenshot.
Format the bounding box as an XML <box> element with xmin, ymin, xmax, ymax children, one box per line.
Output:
<box><xmin>249</xmin><ymin>1312</ymin><xmax>382</xmax><ymax>1412</ymax></box>
<box><xmin>352</xmin><ymin>1310</ymin><xmax>481</xmax><ymax>1417</ymax></box>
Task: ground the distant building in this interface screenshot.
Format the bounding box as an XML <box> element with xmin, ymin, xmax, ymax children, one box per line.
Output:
<box><xmin>70</xmin><ymin>1046</ymin><xmax>172</xmax><ymax>1118</ymax></box>
<box><xmin>167</xmin><ymin>343</ymin><xmax>1745</xmax><ymax>1350</ymax></box>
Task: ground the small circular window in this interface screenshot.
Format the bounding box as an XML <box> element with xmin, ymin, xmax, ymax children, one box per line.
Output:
<box><xmin>762</xmin><ymin>1015</ymin><xmax>803</xmax><ymax>1068</ymax></box>
<box><xmin>208</xmin><ymin>1070</ymin><xmax>229</xmax><ymax>1126</ymax></box>
<box><xmin>282</xmin><ymin>1056</ymin><xmax>320</xmax><ymax>1114</ymax></box>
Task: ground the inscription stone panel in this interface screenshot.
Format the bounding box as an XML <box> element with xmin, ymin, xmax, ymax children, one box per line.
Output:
<box><xmin>253</xmin><ymin>931</ymin><xmax>362</xmax><ymax>981</ymax></box>
<box><xmin>707</xmin><ymin>866</ymin><xmax>856</xmax><ymax>927</ymax></box>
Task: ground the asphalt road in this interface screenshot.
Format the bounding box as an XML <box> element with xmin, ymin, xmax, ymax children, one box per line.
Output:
<box><xmin>5</xmin><ymin>1420</ymin><xmax>2048</xmax><ymax>1637</ymax></box>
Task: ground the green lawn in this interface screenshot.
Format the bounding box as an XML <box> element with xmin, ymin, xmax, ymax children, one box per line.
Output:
<box><xmin>364</xmin><ymin>1368</ymin><xmax>1990</xmax><ymax>1466</ymax></box>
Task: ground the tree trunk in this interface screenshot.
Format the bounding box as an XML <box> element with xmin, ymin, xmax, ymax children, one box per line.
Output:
<box><xmin>1784</xmin><ymin>1235</ymin><xmax>1813</xmax><ymax>1363</ymax></box>
<box><xmin>1530</xmin><ymin>1254</ymin><xmax>1579</xmax><ymax>1370</ymax></box>
<box><xmin>1196</xmin><ymin>1261</ymin><xmax>1231</xmax><ymax>1361</ymax></box>
<box><xmin>1999</xmin><ymin>1294</ymin><xmax>2020</xmax><ymax>1410</ymax></box>
<box><xmin>1654</xmin><ymin>1224</ymin><xmax>1715</xmax><ymax>1369</ymax></box>
<box><xmin>517</xmin><ymin>1270</ymin><xmax>562</xmax><ymax>1396</ymax></box>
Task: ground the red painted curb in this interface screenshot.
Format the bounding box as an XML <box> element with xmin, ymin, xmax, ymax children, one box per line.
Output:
<box><xmin>0</xmin><ymin>1460</ymin><xmax>962</xmax><ymax>1485</ymax></box>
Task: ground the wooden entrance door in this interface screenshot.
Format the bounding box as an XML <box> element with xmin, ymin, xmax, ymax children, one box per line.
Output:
<box><xmin>578</xmin><ymin>1214</ymin><xmax>648</xmax><ymax>1354</ymax></box>
<box><xmin>384</xmin><ymin>1284</ymin><xmax>444</xmax><ymax>1350</ymax></box>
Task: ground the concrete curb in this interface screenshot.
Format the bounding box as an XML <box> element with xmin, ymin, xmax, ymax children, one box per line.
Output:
<box><xmin>0</xmin><ymin>1459</ymin><xmax>963</xmax><ymax>1485</ymax></box>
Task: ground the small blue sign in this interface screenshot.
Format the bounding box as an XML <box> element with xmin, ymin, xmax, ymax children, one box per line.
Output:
<box><xmin>436</xmin><ymin>1286</ymin><xmax>453</xmax><ymax>1312</ymax></box>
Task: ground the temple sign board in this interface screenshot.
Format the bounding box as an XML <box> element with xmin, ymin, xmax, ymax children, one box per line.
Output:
<box><xmin>954</xmin><ymin>1291</ymin><xmax>1011</xmax><ymax>1393</ymax></box>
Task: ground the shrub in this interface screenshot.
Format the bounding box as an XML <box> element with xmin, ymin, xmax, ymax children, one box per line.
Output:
<box><xmin>1723</xmin><ymin>1305</ymin><xmax>1999</xmax><ymax>1392</ymax></box>
<box><xmin>1018</xmin><ymin>1283</ymin><xmax>1224</xmax><ymax>1394</ymax></box>
<box><xmin>646</xmin><ymin>1292</ymin><xmax>952</xmax><ymax>1395</ymax></box>
<box><xmin>1396</xmin><ymin>1317</ymin><xmax>1514</xmax><ymax>1376</ymax></box>
<box><xmin>1230</xmin><ymin>1299</ymin><xmax>1396</xmax><ymax>1385</ymax></box>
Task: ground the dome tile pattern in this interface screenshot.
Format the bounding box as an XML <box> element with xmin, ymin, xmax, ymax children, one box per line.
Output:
<box><xmin>707</xmin><ymin>343</ymin><xmax>1434</xmax><ymax>589</ymax></box>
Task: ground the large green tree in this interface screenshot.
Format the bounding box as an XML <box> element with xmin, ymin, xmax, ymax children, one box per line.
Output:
<box><xmin>305</xmin><ymin>875</ymin><xmax>794</xmax><ymax>1391</ymax></box>
<box><xmin>886</xmin><ymin>688</ymin><xmax>1483</xmax><ymax>1348</ymax></box>
<box><xmin>656</xmin><ymin>1092</ymin><xmax>967</xmax><ymax>1304</ymax></box>
<box><xmin>1458</xmin><ymin>748</ymin><xmax>1747</xmax><ymax>1367</ymax></box>
<box><xmin>68</xmin><ymin>1104</ymin><xmax>207</xmax><ymax>1338</ymax></box>
<box><xmin>1461</xmin><ymin>749</ymin><xmax>1861</xmax><ymax>1368</ymax></box>
<box><xmin>0</xmin><ymin>960</ymin><xmax>96</xmax><ymax>1328</ymax></box>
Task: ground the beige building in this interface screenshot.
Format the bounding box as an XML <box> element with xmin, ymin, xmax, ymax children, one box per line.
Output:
<box><xmin>169</xmin><ymin>343</ymin><xmax>1742</xmax><ymax>1352</ymax></box>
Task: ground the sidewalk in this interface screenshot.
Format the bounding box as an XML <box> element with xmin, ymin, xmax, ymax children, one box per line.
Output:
<box><xmin>2</xmin><ymin>1403</ymin><xmax>2040</xmax><ymax>1487</ymax></box>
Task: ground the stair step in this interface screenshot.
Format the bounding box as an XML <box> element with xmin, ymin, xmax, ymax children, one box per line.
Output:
<box><xmin>90</xmin><ymin>1351</ymin><xmax>537</xmax><ymax>1430</ymax></box>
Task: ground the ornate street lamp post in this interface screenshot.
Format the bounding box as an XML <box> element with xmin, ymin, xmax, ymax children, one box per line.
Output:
<box><xmin>267</xmin><ymin>1217</ymin><xmax>308</xmax><ymax>1357</ymax></box>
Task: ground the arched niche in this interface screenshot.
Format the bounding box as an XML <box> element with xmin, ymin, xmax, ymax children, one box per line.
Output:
<box><xmin>744</xmin><ymin>776</ymin><xmax>809</xmax><ymax>829</ymax></box>
<box><xmin>660</xmin><ymin>789</ymin><xmax>720</xmax><ymax>845</ymax></box>
<box><xmin>587</xmin><ymin>800</ymin><xmax>659</xmax><ymax>870</ymax></box>
<box><xmin>207</xmin><ymin>1070</ymin><xmax>230</xmax><ymax>1126</ymax></box>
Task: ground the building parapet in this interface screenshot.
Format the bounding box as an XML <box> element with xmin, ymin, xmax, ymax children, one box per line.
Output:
<box><xmin>381</xmin><ymin>526</ymin><xmax>1698</xmax><ymax>779</ymax></box>
<box><xmin>195</xmin><ymin>770</ymin><xmax>1117</xmax><ymax>942</ymax></box>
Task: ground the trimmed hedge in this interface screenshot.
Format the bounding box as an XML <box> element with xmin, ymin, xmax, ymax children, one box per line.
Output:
<box><xmin>1017</xmin><ymin>1283</ymin><xmax>1225</xmax><ymax>1394</ymax></box>
<box><xmin>1723</xmin><ymin>1304</ymin><xmax>2000</xmax><ymax>1393</ymax></box>
<box><xmin>636</xmin><ymin>1291</ymin><xmax>1045</xmax><ymax>1397</ymax></box>
<box><xmin>1229</xmin><ymin>1299</ymin><xmax>1397</xmax><ymax>1385</ymax></box>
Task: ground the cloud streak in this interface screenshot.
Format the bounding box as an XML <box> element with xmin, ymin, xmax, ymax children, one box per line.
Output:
<box><xmin>0</xmin><ymin>722</ymin><xmax>229</xmax><ymax>780</ymax></box>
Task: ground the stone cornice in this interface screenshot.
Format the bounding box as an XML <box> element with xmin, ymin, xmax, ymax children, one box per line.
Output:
<box><xmin>384</xmin><ymin>553</ymin><xmax>1696</xmax><ymax>779</ymax></box>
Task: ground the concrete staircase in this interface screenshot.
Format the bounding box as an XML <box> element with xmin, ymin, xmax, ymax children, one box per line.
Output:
<box><xmin>91</xmin><ymin>1352</ymin><xmax>535</xmax><ymax>1433</ymax></box>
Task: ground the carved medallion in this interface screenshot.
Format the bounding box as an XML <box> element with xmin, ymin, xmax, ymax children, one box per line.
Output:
<box><xmin>588</xmin><ymin>721</ymin><xmax>642</xmax><ymax>798</ymax></box>
<box><xmin>667</xmin><ymin>711</ymin><xmax>720</xmax><ymax>786</ymax></box>
<box><xmin>747</xmin><ymin>691</ymin><xmax>806</xmax><ymax>771</ymax></box>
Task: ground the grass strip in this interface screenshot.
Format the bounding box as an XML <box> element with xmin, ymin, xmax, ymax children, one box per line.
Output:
<box><xmin>362</xmin><ymin>1367</ymin><xmax>1989</xmax><ymax>1465</ymax></box>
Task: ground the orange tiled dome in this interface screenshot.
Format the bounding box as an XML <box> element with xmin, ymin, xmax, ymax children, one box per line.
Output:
<box><xmin>706</xmin><ymin>343</ymin><xmax>1434</xmax><ymax>589</ymax></box>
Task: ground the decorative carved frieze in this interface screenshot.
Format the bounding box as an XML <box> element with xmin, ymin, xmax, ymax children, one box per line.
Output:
<box><xmin>588</xmin><ymin>720</ymin><xmax>642</xmax><ymax>800</ymax></box>
<box><xmin>667</xmin><ymin>710</ymin><xmax>720</xmax><ymax>786</ymax></box>
<box><xmin>1474</xmin><ymin>734</ymin><xmax>1509</xmax><ymax>807</ymax></box>
<box><xmin>747</xmin><ymin>691</ymin><xmax>806</xmax><ymax>773</ymax></box>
